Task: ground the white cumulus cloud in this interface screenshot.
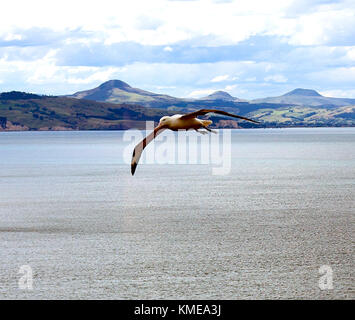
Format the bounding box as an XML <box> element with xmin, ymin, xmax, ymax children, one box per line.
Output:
<box><xmin>211</xmin><ymin>75</ymin><xmax>230</xmax><ymax>82</ymax></box>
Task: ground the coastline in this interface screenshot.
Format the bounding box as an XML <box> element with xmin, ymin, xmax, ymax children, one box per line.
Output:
<box><xmin>1</xmin><ymin>125</ymin><xmax>355</xmax><ymax>133</ymax></box>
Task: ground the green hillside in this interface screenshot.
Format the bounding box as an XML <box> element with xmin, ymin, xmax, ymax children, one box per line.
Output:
<box><xmin>0</xmin><ymin>92</ymin><xmax>259</xmax><ymax>131</ymax></box>
<box><xmin>247</xmin><ymin>105</ymin><xmax>355</xmax><ymax>127</ymax></box>
<box><xmin>0</xmin><ymin>93</ymin><xmax>171</xmax><ymax>131</ymax></box>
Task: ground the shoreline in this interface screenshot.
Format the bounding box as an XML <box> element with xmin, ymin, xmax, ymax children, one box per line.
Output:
<box><xmin>1</xmin><ymin>126</ymin><xmax>355</xmax><ymax>133</ymax></box>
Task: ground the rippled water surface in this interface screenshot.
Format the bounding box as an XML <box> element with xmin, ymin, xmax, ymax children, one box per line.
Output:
<box><xmin>0</xmin><ymin>128</ymin><xmax>353</xmax><ymax>299</ymax></box>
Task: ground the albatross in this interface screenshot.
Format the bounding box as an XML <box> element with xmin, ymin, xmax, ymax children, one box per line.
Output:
<box><xmin>131</xmin><ymin>109</ymin><xmax>260</xmax><ymax>175</ymax></box>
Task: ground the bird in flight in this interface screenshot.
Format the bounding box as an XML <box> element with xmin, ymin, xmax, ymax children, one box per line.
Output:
<box><xmin>131</xmin><ymin>109</ymin><xmax>260</xmax><ymax>175</ymax></box>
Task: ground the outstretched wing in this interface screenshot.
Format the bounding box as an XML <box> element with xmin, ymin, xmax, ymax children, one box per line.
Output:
<box><xmin>131</xmin><ymin>125</ymin><xmax>166</xmax><ymax>175</ymax></box>
<box><xmin>180</xmin><ymin>109</ymin><xmax>260</xmax><ymax>124</ymax></box>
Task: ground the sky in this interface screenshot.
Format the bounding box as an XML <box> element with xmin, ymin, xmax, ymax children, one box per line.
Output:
<box><xmin>0</xmin><ymin>0</ymin><xmax>354</xmax><ymax>99</ymax></box>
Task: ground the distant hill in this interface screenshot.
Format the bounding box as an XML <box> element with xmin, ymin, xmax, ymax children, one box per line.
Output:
<box><xmin>284</xmin><ymin>88</ymin><xmax>321</xmax><ymax>96</ymax></box>
<box><xmin>0</xmin><ymin>91</ymin><xmax>45</xmax><ymax>100</ymax></box>
<box><xmin>68</xmin><ymin>80</ymin><xmax>180</xmax><ymax>108</ymax></box>
<box><xmin>200</xmin><ymin>91</ymin><xmax>240</xmax><ymax>101</ymax></box>
<box><xmin>252</xmin><ymin>88</ymin><xmax>355</xmax><ymax>107</ymax></box>
<box><xmin>0</xmin><ymin>94</ymin><xmax>173</xmax><ymax>131</ymax></box>
<box><xmin>247</xmin><ymin>105</ymin><xmax>355</xmax><ymax>127</ymax></box>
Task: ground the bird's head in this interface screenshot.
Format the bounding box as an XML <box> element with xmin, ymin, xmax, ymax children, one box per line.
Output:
<box><xmin>159</xmin><ymin>116</ymin><xmax>172</xmax><ymax>125</ymax></box>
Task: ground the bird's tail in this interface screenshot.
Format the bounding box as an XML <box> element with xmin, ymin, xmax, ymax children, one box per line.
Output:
<box><xmin>202</xmin><ymin>120</ymin><xmax>212</xmax><ymax>127</ymax></box>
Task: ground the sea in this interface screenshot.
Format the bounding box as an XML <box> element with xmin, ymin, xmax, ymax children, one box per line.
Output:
<box><xmin>0</xmin><ymin>127</ymin><xmax>353</xmax><ymax>299</ymax></box>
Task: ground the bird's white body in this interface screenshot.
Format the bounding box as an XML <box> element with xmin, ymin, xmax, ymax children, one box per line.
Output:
<box><xmin>160</xmin><ymin>114</ymin><xmax>212</xmax><ymax>131</ymax></box>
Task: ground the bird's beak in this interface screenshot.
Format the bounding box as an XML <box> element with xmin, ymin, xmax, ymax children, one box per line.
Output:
<box><xmin>156</xmin><ymin>123</ymin><xmax>166</xmax><ymax>131</ymax></box>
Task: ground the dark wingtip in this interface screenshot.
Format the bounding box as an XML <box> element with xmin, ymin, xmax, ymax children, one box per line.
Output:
<box><xmin>245</xmin><ymin>117</ymin><xmax>260</xmax><ymax>124</ymax></box>
<box><xmin>131</xmin><ymin>162</ymin><xmax>137</xmax><ymax>176</ymax></box>
<box><xmin>131</xmin><ymin>148</ymin><xmax>137</xmax><ymax>175</ymax></box>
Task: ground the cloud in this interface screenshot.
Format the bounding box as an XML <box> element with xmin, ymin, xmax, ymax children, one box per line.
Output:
<box><xmin>0</xmin><ymin>0</ymin><xmax>354</xmax><ymax>99</ymax></box>
<box><xmin>286</xmin><ymin>9</ymin><xmax>355</xmax><ymax>46</ymax></box>
<box><xmin>135</xmin><ymin>16</ymin><xmax>163</xmax><ymax>30</ymax></box>
<box><xmin>187</xmin><ymin>89</ymin><xmax>217</xmax><ymax>98</ymax></box>
<box><xmin>211</xmin><ymin>75</ymin><xmax>230</xmax><ymax>82</ymax></box>
<box><xmin>320</xmin><ymin>88</ymin><xmax>355</xmax><ymax>98</ymax></box>
<box><xmin>308</xmin><ymin>67</ymin><xmax>355</xmax><ymax>83</ymax></box>
<box><xmin>264</xmin><ymin>74</ymin><xmax>288</xmax><ymax>83</ymax></box>
<box><xmin>52</xmin><ymin>34</ymin><xmax>298</xmax><ymax>67</ymax></box>
<box><xmin>224</xmin><ymin>84</ymin><xmax>238</xmax><ymax>91</ymax></box>
<box><xmin>66</xmin><ymin>68</ymin><xmax>119</xmax><ymax>84</ymax></box>
<box><xmin>2</xmin><ymin>0</ymin><xmax>347</xmax><ymax>47</ymax></box>
<box><xmin>346</xmin><ymin>47</ymin><xmax>355</xmax><ymax>61</ymax></box>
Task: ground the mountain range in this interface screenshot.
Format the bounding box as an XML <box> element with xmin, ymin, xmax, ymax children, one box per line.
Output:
<box><xmin>1</xmin><ymin>80</ymin><xmax>354</xmax><ymax>131</ymax></box>
<box><xmin>251</xmin><ymin>88</ymin><xmax>355</xmax><ymax>107</ymax></box>
<box><xmin>69</xmin><ymin>80</ymin><xmax>355</xmax><ymax>108</ymax></box>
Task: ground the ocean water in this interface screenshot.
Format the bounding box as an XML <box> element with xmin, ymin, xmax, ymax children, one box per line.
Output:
<box><xmin>0</xmin><ymin>128</ymin><xmax>353</xmax><ymax>299</ymax></box>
